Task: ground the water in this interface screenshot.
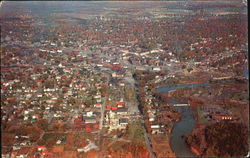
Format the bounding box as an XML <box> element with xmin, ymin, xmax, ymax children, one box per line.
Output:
<box><xmin>157</xmin><ymin>82</ymin><xmax>209</xmax><ymax>94</ymax></box>
<box><xmin>243</xmin><ymin>69</ymin><xmax>248</xmax><ymax>79</ymax></box>
<box><xmin>170</xmin><ymin>106</ymin><xmax>197</xmax><ymax>158</ymax></box>
<box><xmin>156</xmin><ymin>82</ymin><xmax>209</xmax><ymax>157</ymax></box>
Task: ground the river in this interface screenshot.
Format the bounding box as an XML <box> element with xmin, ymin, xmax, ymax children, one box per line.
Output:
<box><xmin>156</xmin><ymin>82</ymin><xmax>209</xmax><ymax>94</ymax></box>
<box><xmin>243</xmin><ymin>69</ymin><xmax>248</xmax><ymax>79</ymax></box>
<box><xmin>170</xmin><ymin>106</ymin><xmax>197</xmax><ymax>158</ymax></box>
<box><xmin>156</xmin><ymin>83</ymin><xmax>209</xmax><ymax>157</ymax></box>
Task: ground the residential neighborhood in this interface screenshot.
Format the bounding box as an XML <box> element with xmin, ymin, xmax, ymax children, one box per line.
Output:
<box><xmin>1</xmin><ymin>1</ymin><xmax>248</xmax><ymax>158</ymax></box>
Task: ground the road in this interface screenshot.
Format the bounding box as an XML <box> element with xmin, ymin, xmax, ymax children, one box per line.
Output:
<box><xmin>97</xmin><ymin>73</ymin><xmax>109</xmax><ymax>158</ymax></box>
<box><xmin>143</xmin><ymin>127</ymin><xmax>157</xmax><ymax>158</ymax></box>
<box><xmin>130</xmin><ymin>67</ymin><xmax>156</xmax><ymax>158</ymax></box>
<box><xmin>80</xmin><ymin>47</ymin><xmax>157</xmax><ymax>157</ymax></box>
<box><xmin>99</xmin><ymin>73</ymin><xmax>109</xmax><ymax>131</ymax></box>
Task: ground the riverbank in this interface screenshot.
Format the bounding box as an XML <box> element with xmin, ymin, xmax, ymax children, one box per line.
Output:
<box><xmin>171</xmin><ymin>79</ymin><xmax>249</xmax><ymax>157</ymax></box>
<box><xmin>169</xmin><ymin>106</ymin><xmax>197</xmax><ymax>158</ymax></box>
<box><xmin>154</xmin><ymin>80</ymin><xmax>207</xmax><ymax>93</ymax></box>
<box><xmin>133</xmin><ymin>71</ymin><xmax>177</xmax><ymax>158</ymax></box>
<box><xmin>170</xmin><ymin>108</ymin><xmax>202</xmax><ymax>157</ymax></box>
<box><xmin>155</xmin><ymin>82</ymin><xmax>211</xmax><ymax>157</ymax></box>
<box><xmin>133</xmin><ymin>69</ymin><xmax>248</xmax><ymax>157</ymax></box>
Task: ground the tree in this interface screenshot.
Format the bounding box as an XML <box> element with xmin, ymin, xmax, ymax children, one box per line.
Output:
<box><xmin>2</xmin><ymin>133</ymin><xmax>15</xmax><ymax>146</ymax></box>
<box><xmin>205</xmin><ymin>121</ymin><xmax>248</xmax><ymax>157</ymax></box>
<box><xmin>37</xmin><ymin>119</ymin><xmax>49</xmax><ymax>131</ymax></box>
<box><xmin>37</xmin><ymin>139</ymin><xmax>46</xmax><ymax>146</ymax></box>
<box><xmin>46</xmin><ymin>138</ymin><xmax>55</xmax><ymax>148</ymax></box>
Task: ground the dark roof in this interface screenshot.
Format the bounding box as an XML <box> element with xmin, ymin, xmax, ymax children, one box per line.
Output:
<box><xmin>83</xmin><ymin>116</ymin><xmax>96</xmax><ymax>120</ymax></box>
<box><xmin>113</xmin><ymin>108</ymin><xmax>128</xmax><ymax>113</ymax></box>
<box><xmin>119</xmin><ymin>118</ymin><xmax>128</xmax><ymax>124</ymax></box>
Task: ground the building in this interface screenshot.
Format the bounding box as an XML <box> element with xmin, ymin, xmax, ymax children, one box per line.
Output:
<box><xmin>119</xmin><ymin>118</ymin><xmax>128</xmax><ymax>127</ymax></box>
<box><xmin>111</xmin><ymin>108</ymin><xmax>128</xmax><ymax>115</ymax></box>
<box><xmin>212</xmin><ymin>115</ymin><xmax>234</xmax><ymax>121</ymax></box>
<box><xmin>83</xmin><ymin>116</ymin><xmax>97</xmax><ymax>124</ymax></box>
<box><xmin>151</xmin><ymin>125</ymin><xmax>161</xmax><ymax>134</ymax></box>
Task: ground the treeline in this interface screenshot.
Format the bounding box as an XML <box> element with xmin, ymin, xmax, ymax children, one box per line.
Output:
<box><xmin>205</xmin><ymin>121</ymin><xmax>248</xmax><ymax>157</ymax></box>
<box><xmin>186</xmin><ymin>121</ymin><xmax>248</xmax><ymax>157</ymax></box>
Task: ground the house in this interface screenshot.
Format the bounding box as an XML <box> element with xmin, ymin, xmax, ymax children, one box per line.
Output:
<box><xmin>37</xmin><ymin>146</ymin><xmax>46</xmax><ymax>151</ymax></box>
<box><xmin>77</xmin><ymin>142</ymin><xmax>98</xmax><ymax>153</ymax></box>
<box><xmin>147</xmin><ymin>108</ymin><xmax>156</xmax><ymax>114</ymax></box>
<box><xmin>74</xmin><ymin>118</ymin><xmax>84</xmax><ymax>129</ymax></box>
<box><xmin>96</xmin><ymin>98</ymin><xmax>102</xmax><ymax>103</ymax></box>
<box><xmin>112</xmin><ymin>108</ymin><xmax>128</xmax><ymax>115</ymax></box>
<box><xmin>85</xmin><ymin>124</ymin><xmax>92</xmax><ymax>132</ymax></box>
<box><xmin>85</xmin><ymin>111</ymin><xmax>93</xmax><ymax>117</ymax></box>
<box><xmin>112</xmin><ymin>72</ymin><xmax>117</xmax><ymax>78</ymax></box>
<box><xmin>111</xmin><ymin>106</ymin><xmax>118</xmax><ymax>111</ymax></box>
<box><xmin>83</xmin><ymin>116</ymin><xmax>97</xmax><ymax>124</ymax></box>
<box><xmin>151</xmin><ymin>125</ymin><xmax>161</xmax><ymax>134</ymax></box>
<box><xmin>1</xmin><ymin>147</ymin><xmax>11</xmax><ymax>158</ymax></box>
<box><xmin>117</xmin><ymin>102</ymin><xmax>125</xmax><ymax>108</ymax></box>
<box><xmin>152</xmin><ymin>67</ymin><xmax>161</xmax><ymax>71</ymax></box>
<box><xmin>1</xmin><ymin>153</ymin><xmax>10</xmax><ymax>158</ymax></box>
<box><xmin>151</xmin><ymin>125</ymin><xmax>160</xmax><ymax>129</ymax></box>
<box><xmin>94</xmin><ymin>95</ymin><xmax>101</xmax><ymax>99</ymax></box>
<box><xmin>212</xmin><ymin>115</ymin><xmax>234</xmax><ymax>120</ymax></box>
<box><xmin>93</xmin><ymin>123</ymin><xmax>99</xmax><ymax>129</ymax></box>
<box><xmin>16</xmin><ymin>147</ymin><xmax>30</xmax><ymax>158</ymax></box>
<box><xmin>56</xmin><ymin>140</ymin><xmax>62</xmax><ymax>145</ymax></box>
<box><xmin>32</xmin><ymin>115</ymin><xmax>39</xmax><ymax>120</ymax></box>
<box><xmin>119</xmin><ymin>118</ymin><xmax>128</xmax><ymax>127</ymax></box>
<box><xmin>41</xmin><ymin>151</ymin><xmax>51</xmax><ymax>157</ymax></box>
<box><xmin>106</xmin><ymin>105</ymin><xmax>112</xmax><ymax>110</ymax></box>
<box><xmin>77</xmin><ymin>148</ymin><xmax>85</xmax><ymax>153</ymax></box>
<box><xmin>11</xmin><ymin>152</ymin><xmax>17</xmax><ymax>158</ymax></box>
<box><xmin>149</xmin><ymin>115</ymin><xmax>155</xmax><ymax>122</ymax></box>
<box><xmin>24</xmin><ymin>116</ymin><xmax>29</xmax><ymax>121</ymax></box>
<box><xmin>94</xmin><ymin>104</ymin><xmax>101</xmax><ymax>108</ymax></box>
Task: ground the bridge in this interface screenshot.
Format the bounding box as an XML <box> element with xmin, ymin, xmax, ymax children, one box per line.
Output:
<box><xmin>212</xmin><ymin>76</ymin><xmax>233</xmax><ymax>81</ymax></box>
<box><xmin>172</xmin><ymin>104</ymin><xmax>190</xmax><ymax>106</ymax></box>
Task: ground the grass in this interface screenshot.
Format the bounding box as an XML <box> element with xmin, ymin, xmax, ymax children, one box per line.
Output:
<box><xmin>197</xmin><ymin>107</ymin><xmax>209</xmax><ymax>124</ymax></box>
<box><xmin>127</xmin><ymin>121</ymin><xmax>145</xmax><ymax>146</ymax></box>
<box><xmin>42</xmin><ymin>133</ymin><xmax>67</xmax><ymax>142</ymax></box>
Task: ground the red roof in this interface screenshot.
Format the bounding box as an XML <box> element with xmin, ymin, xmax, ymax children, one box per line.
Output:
<box><xmin>117</xmin><ymin>102</ymin><xmax>125</xmax><ymax>106</ymax></box>
<box><xmin>38</xmin><ymin>146</ymin><xmax>46</xmax><ymax>149</ymax></box>
<box><xmin>93</xmin><ymin>124</ymin><xmax>99</xmax><ymax>129</ymax></box>
<box><xmin>102</xmin><ymin>92</ymin><xmax>106</xmax><ymax>97</ymax></box>
<box><xmin>212</xmin><ymin>115</ymin><xmax>233</xmax><ymax>120</ymax></box>
<box><xmin>1</xmin><ymin>68</ymin><xmax>10</xmax><ymax>72</ymax></box>
<box><xmin>106</xmin><ymin>105</ymin><xmax>112</xmax><ymax>110</ymax></box>
<box><xmin>11</xmin><ymin>152</ymin><xmax>17</xmax><ymax>156</ymax></box>
<box><xmin>86</xmin><ymin>128</ymin><xmax>92</xmax><ymax>132</ymax></box>
<box><xmin>1</xmin><ymin>86</ymin><xmax>7</xmax><ymax>90</ymax></box>
<box><xmin>42</xmin><ymin>151</ymin><xmax>50</xmax><ymax>156</ymax></box>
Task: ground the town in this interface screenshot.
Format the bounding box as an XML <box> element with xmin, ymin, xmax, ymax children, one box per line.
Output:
<box><xmin>1</xmin><ymin>1</ymin><xmax>248</xmax><ymax>158</ymax></box>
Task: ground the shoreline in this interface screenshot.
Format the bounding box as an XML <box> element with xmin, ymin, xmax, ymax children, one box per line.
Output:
<box><xmin>154</xmin><ymin>80</ymin><xmax>206</xmax><ymax>91</ymax></box>
<box><xmin>169</xmin><ymin>106</ymin><xmax>198</xmax><ymax>157</ymax></box>
<box><xmin>151</xmin><ymin>80</ymin><xmax>212</xmax><ymax>157</ymax></box>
